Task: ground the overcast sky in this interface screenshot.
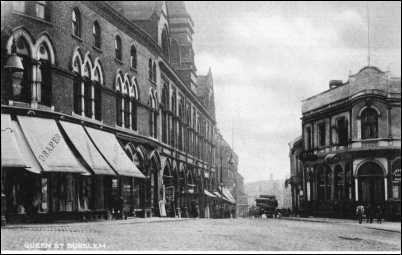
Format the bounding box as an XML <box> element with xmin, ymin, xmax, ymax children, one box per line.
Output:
<box><xmin>185</xmin><ymin>1</ymin><xmax>401</xmax><ymax>183</ymax></box>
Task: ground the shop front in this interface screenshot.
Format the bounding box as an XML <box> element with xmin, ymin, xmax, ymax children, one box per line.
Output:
<box><xmin>1</xmin><ymin>114</ymin><xmax>145</xmax><ymax>224</ymax></box>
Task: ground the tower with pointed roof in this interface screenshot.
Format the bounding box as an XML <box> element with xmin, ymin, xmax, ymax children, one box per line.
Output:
<box><xmin>166</xmin><ymin>1</ymin><xmax>198</xmax><ymax>92</ymax></box>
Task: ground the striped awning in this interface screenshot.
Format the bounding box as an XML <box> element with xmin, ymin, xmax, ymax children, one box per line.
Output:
<box><xmin>86</xmin><ymin>127</ymin><xmax>145</xmax><ymax>178</ymax></box>
<box><xmin>17</xmin><ymin>116</ymin><xmax>89</xmax><ymax>174</ymax></box>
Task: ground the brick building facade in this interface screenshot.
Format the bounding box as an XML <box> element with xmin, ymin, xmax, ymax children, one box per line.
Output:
<box><xmin>1</xmin><ymin>1</ymin><xmax>237</xmax><ymax>224</ymax></box>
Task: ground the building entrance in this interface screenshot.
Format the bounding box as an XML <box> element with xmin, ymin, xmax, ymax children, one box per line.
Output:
<box><xmin>357</xmin><ymin>162</ymin><xmax>384</xmax><ymax>205</ymax></box>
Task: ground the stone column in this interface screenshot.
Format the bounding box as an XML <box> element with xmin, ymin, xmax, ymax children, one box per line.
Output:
<box><xmin>355</xmin><ymin>178</ymin><xmax>359</xmax><ymax>201</ymax></box>
<box><xmin>384</xmin><ymin>177</ymin><xmax>388</xmax><ymax>201</ymax></box>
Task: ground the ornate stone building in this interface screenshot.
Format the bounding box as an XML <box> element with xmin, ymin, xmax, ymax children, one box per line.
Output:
<box><xmin>289</xmin><ymin>66</ymin><xmax>401</xmax><ymax>219</ymax></box>
<box><xmin>1</xmin><ymin>1</ymin><xmax>237</xmax><ymax>223</ymax></box>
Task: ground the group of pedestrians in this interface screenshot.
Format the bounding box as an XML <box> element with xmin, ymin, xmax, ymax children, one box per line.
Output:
<box><xmin>356</xmin><ymin>203</ymin><xmax>383</xmax><ymax>224</ymax></box>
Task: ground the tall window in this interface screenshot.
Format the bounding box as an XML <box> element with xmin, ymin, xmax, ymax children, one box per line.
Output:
<box><xmin>115</xmin><ymin>75</ymin><xmax>123</xmax><ymax>127</ymax></box>
<box><xmin>361</xmin><ymin>108</ymin><xmax>378</xmax><ymax>139</ymax></box>
<box><xmin>130</xmin><ymin>45</ymin><xmax>137</xmax><ymax>69</ymax></box>
<box><xmin>93</xmin><ymin>66</ymin><xmax>102</xmax><ymax>121</ymax></box>
<box><xmin>336</xmin><ymin>117</ymin><xmax>348</xmax><ymax>145</ymax></box>
<box><xmin>305</xmin><ymin>126</ymin><xmax>312</xmax><ymax>150</ymax></box>
<box><xmin>93</xmin><ymin>21</ymin><xmax>101</xmax><ymax>49</ymax></box>
<box><xmin>123</xmin><ymin>80</ymin><xmax>130</xmax><ymax>129</ymax></box>
<box><xmin>392</xmin><ymin>159</ymin><xmax>401</xmax><ymax>200</ymax></box>
<box><xmin>161</xmin><ymin>84</ymin><xmax>169</xmax><ymax>143</ymax></box>
<box><xmin>178</xmin><ymin>97</ymin><xmax>185</xmax><ymax>151</ymax></box>
<box><xmin>37</xmin><ymin>43</ymin><xmax>52</xmax><ymax>106</ymax></box>
<box><xmin>83</xmin><ymin>63</ymin><xmax>92</xmax><ymax>118</ymax></box>
<box><xmin>73</xmin><ymin>55</ymin><xmax>82</xmax><ymax>115</ymax></box>
<box><xmin>130</xmin><ymin>78</ymin><xmax>139</xmax><ymax>131</ymax></box>
<box><xmin>149</xmin><ymin>90</ymin><xmax>158</xmax><ymax>138</ymax></box>
<box><xmin>318</xmin><ymin>122</ymin><xmax>326</xmax><ymax>147</ymax></box>
<box><xmin>115</xmin><ymin>35</ymin><xmax>122</xmax><ymax>61</ymax></box>
<box><xmin>161</xmin><ymin>26</ymin><xmax>169</xmax><ymax>58</ymax></box>
<box><xmin>72</xmin><ymin>8</ymin><xmax>81</xmax><ymax>37</ymax></box>
<box><xmin>171</xmin><ymin>90</ymin><xmax>177</xmax><ymax>147</ymax></box>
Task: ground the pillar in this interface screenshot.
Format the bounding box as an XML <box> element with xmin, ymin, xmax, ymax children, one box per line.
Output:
<box><xmin>354</xmin><ymin>178</ymin><xmax>359</xmax><ymax>201</ymax></box>
<box><xmin>384</xmin><ymin>177</ymin><xmax>388</xmax><ymax>201</ymax></box>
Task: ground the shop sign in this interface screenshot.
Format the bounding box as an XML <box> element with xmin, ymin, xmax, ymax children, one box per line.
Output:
<box><xmin>38</xmin><ymin>133</ymin><xmax>62</xmax><ymax>163</ymax></box>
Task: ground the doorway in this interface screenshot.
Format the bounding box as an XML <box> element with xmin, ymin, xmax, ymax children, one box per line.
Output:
<box><xmin>357</xmin><ymin>162</ymin><xmax>384</xmax><ymax>205</ymax></box>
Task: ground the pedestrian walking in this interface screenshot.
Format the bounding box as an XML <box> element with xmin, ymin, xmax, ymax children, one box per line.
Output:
<box><xmin>376</xmin><ymin>205</ymin><xmax>383</xmax><ymax>224</ymax></box>
<box><xmin>356</xmin><ymin>204</ymin><xmax>365</xmax><ymax>224</ymax></box>
<box><xmin>366</xmin><ymin>204</ymin><xmax>374</xmax><ymax>224</ymax></box>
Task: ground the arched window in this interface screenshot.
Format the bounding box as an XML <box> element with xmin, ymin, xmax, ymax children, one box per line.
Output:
<box><xmin>361</xmin><ymin>108</ymin><xmax>378</xmax><ymax>139</ymax></box>
<box><xmin>178</xmin><ymin>97</ymin><xmax>185</xmax><ymax>151</ymax></box>
<box><xmin>171</xmin><ymin>90</ymin><xmax>177</xmax><ymax>147</ymax></box>
<box><xmin>83</xmin><ymin>61</ymin><xmax>92</xmax><ymax>118</ymax></box>
<box><xmin>130</xmin><ymin>45</ymin><xmax>137</xmax><ymax>69</ymax></box>
<box><xmin>123</xmin><ymin>78</ymin><xmax>130</xmax><ymax>129</ymax></box>
<box><xmin>392</xmin><ymin>159</ymin><xmax>401</xmax><ymax>200</ymax></box>
<box><xmin>130</xmin><ymin>78</ymin><xmax>139</xmax><ymax>131</ymax></box>
<box><xmin>72</xmin><ymin>8</ymin><xmax>81</xmax><ymax>37</ymax></box>
<box><xmin>93</xmin><ymin>21</ymin><xmax>101</xmax><ymax>49</ymax></box>
<box><xmin>115</xmin><ymin>73</ymin><xmax>123</xmax><ymax>127</ymax></box>
<box><xmin>115</xmin><ymin>35</ymin><xmax>122</xmax><ymax>60</ymax></box>
<box><xmin>149</xmin><ymin>89</ymin><xmax>158</xmax><ymax>138</ymax></box>
<box><xmin>93</xmin><ymin>64</ymin><xmax>102</xmax><ymax>121</ymax></box>
<box><xmin>161</xmin><ymin>26</ymin><xmax>169</xmax><ymax>58</ymax></box>
<box><xmin>72</xmin><ymin>50</ymin><xmax>83</xmax><ymax>115</ymax></box>
<box><xmin>37</xmin><ymin>43</ymin><xmax>52</xmax><ymax>106</ymax></box>
<box><xmin>161</xmin><ymin>83</ymin><xmax>169</xmax><ymax>143</ymax></box>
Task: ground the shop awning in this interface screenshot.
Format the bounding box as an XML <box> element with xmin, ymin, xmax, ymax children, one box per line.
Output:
<box><xmin>1</xmin><ymin>114</ymin><xmax>28</xmax><ymax>168</ymax></box>
<box><xmin>221</xmin><ymin>187</ymin><xmax>236</xmax><ymax>204</ymax></box>
<box><xmin>59</xmin><ymin>121</ymin><xmax>116</xmax><ymax>176</ymax></box>
<box><xmin>214</xmin><ymin>191</ymin><xmax>222</xmax><ymax>198</ymax></box>
<box><xmin>17</xmin><ymin>116</ymin><xmax>88</xmax><ymax>174</ymax></box>
<box><xmin>11</xmin><ymin>119</ymin><xmax>42</xmax><ymax>174</ymax></box>
<box><xmin>204</xmin><ymin>189</ymin><xmax>216</xmax><ymax>198</ymax></box>
<box><xmin>85</xmin><ymin>127</ymin><xmax>145</xmax><ymax>178</ymax></box>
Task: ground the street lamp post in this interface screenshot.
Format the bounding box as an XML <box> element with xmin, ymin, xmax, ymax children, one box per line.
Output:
<box><xmin>2</xmin><ymin>37</ymin><xmax>25</xmax><ymax>226</ymax></box>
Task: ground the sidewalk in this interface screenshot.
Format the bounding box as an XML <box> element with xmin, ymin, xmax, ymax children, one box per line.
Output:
<box><xmin>280</xmin><ymin>216</ymin><xmax>401</xmax><ymax>233</ymax></box>
<box><xmin>2</xmin><ymin>217</ymin><xmax>190</xmax><ymax>229</ymax></box>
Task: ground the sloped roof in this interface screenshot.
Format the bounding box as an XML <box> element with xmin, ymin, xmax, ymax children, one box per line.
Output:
<box><xmin>302</xmin><ymin>66</ymin><xmax>401</xmax><ymax>114</ymax></box>
<box><xmin>109</xmin><ymin>1</ymin><xmax>164</xmax><ymax>21</ymax></box>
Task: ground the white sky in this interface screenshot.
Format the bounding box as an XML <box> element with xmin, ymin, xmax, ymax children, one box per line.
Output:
<box><xmin>186</xmin><ymin>1</ymin><xmax>401</xmax><ymax>183</ymax></box>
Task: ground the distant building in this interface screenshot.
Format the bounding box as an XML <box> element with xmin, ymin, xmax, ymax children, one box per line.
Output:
<box><xmin>289</xmin><ymin>66</ymin><xmax>401</xmax><ymax>219</ymax></box>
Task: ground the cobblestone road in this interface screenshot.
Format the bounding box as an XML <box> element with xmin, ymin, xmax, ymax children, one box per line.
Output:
<box><xmin>1</xmin><ymin>218</ymin><xmax>401</xmax><ymax>251</ymax></box>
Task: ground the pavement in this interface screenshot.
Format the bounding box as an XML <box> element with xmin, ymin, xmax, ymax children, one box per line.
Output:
<box><xmin>279</xmin><ymin>216</ymin><xmax>401</xmax><ymax>233</ymax></box>
<box><xmin>1</xmin><ymin>217</ymin><xmax>401</xmax><ymax>251</ymax></box>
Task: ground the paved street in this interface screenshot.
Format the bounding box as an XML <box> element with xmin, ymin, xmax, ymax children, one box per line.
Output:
<box><xmin>1</xmin><ymin>218</ymin><xmax>401</xmax><ymax>251</ymax></box>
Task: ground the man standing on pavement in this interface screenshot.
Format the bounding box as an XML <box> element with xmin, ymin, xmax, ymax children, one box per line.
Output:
<box><xmin>356</xmin><ymin>204</ymin><xmax>365</xmax><ymax>224</ymax></box>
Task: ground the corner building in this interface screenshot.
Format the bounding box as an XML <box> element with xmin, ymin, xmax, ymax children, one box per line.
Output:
<box><xmin>289</xmin><ymin>66</ymin><xmax>401</xmax><ymax>220</ymax></box>
<box><xmin>0</xmin><ymin>1</ymin><xmax>236</xmax><ymax>223</ymax></box>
